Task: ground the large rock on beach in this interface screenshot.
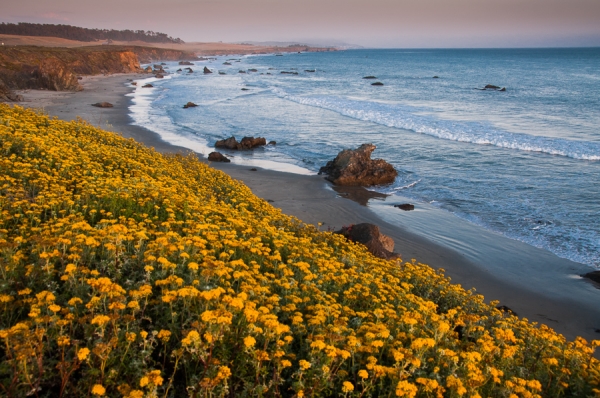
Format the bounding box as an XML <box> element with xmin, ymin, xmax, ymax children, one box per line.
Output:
<box><xmin>335</xmin><ymin>223</ymin><xmax>399</xmax><ymax>260</ymax></box>
<box><xmin>208</xmin><ymin>152</ymin><xmax>230</xmax><ymax>162</ymax></box>
<box><xmin>583</xmin><ymin>271</ymin><xmax>600</xmax><ymax>284</ymax></box>
<box><xmin>215</xmin><ymin>136</ymin><xmax>267</xmax><ymax>150</ymax></box>
<box><xmin>319</xmin><ymin>144</ymin><xmax>397</xmax><ymax>186</ymax></box>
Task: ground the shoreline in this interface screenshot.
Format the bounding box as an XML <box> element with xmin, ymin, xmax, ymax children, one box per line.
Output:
<box><xmin>12</xmin><ymin>73</ymin><xmax>600</xmax><ymax>345</ymax></box>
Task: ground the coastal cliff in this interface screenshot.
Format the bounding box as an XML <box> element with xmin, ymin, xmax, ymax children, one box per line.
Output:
<box><xmin>0</xmin><ymin>45</ymin><xmax>196</xmax><ymax>96</ymax></box>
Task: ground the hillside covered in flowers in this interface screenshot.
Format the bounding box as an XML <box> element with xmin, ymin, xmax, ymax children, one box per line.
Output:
<box><xmin>0</xmin><ymin>104</ymin><xmax>598</xmax><ymax>397</ymax></box>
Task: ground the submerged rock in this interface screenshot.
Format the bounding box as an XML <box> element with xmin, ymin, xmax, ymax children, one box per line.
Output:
<box><xmin>371</xmin><ymin>82</ymin><xmax>384</xmax><ymax>86</ymax></box>
<box><xmin>208</xmin><ymin>152</ymin><xmax>230</xmax><ymax>162</ymax></box>
<box><xmin>203</xmin><ymin>66</ymin><xmax>212</xmax><ymax>74</ymax></box>
<box><xmin>319</xmin><ymin>144</ymin><xmax>397</xmax><ymax>186</ymax></box>
<box><xmin>335</xmin><ymin>223</ymin><xmax>400</xmax><ymax>260</ymax></box>
<box><xmin>394</xmin><ymin>203</ymin><xmax>415</xmax><ymax>211</ymax></box>
<box><xmin>92</xmin><ymin>102</ymin><xmax>114</xmax><ymax>108</ymax></box>
<box><xmin>142</xmin><ymin>83</ymin><xmax>153</xmax><ymax>88</ymax></box>
<box><xmin>363</xmin><ymin>76</ymin><xmax>377</xmax><ymax>79</ymax></box>
<box><xmin>183</xmin><ymin>102</ymin><xmax>197</xmax><ymax>109</ymax></box>
<box><xmin>179</xmin><ymin>61</ymin><xmax>194</xmax><ymax>65</ymax></box>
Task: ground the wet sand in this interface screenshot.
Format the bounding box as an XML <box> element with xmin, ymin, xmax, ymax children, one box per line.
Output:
<box><xmin>12</xmin><ymin>73</ymin><xmax>600</xmax><ymax>347</ymax></box>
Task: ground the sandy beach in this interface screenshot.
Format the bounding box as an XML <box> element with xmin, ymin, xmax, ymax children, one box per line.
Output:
<box><xmin>12</xmin><ymin>73</ymin><xmax>600</xmax><ymax>347</ymax></box>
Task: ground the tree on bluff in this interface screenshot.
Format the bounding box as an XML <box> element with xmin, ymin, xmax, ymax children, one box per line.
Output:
<box><xmin>0</xmin><ymin>22</ymin><xmax>184</xmax><ymax>44</ymax></box>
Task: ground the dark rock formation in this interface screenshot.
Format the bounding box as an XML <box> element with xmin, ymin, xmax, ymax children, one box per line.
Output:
<box><xmin>248</xmin><ymin>68</ymin><xmax>258</xmax><ymax>72</ymax></box>
<box><xmin>208</xmin><ymin>152</ymin><xmax>230</xmax><ymax>162</ymax></box>
<box><xmin>177</xmin><ymin>68</ymin><xmax>182</xmax><ymax>72</ymax></box>
<box><xmin>240</xmin><ymin>136</ymin><xmax>267</xmax><ymax>149</ymax></box>
<box><xmin>485</xmin><ymin>84</ymin><xmax>501</xmax><ymax>89</ymax></box>
<box><xmin>305</xmin><ymin>69</ymin><xmax>316</xmax><ymax>72</ymax></box>
<box><xmin>215</xmin><ymin>136</ymin><xmax>267</xmax><ymax>150</ymax></box>
<box><xmin>153</xmin><ymin>64</ymin><xmax>163</xmax><ymax>70</ymax></box>
<box><xmin>268</xmin><ymin>141</ymin><xmax>276</xmax><ymax>145</ymax></box>
<box><xmin>92</xmin><ymin>102</ymin><xmax>114</xmax><ymax>108</ymax></box>
<box><xmin>223</xmin><ymin>62</ymin><xmax>232</xmax><ymax>65</ymax></box>
<box><xmin>433</xmin><ymin>76</ymin><xmax>439</xmax><ymax>78</ymax></box>
<box><xmin>144</xmin><ymin>66</ymin><xmax>153</xmax><ymax>73</ymax></box>
<box><xmin>241</xmin><ymin>88</ymin><xmax>250</xmax><ymax>91</ymax></box>
<box><xmin>219</xmin><ymin>71</ymin><xmax>226</xmax><ymax>75</ymax></box>
<box><xmin>239</xmin><ymin>70</ymin><xmax>246</xmax><ymax>74</ymax></box>
<box><xmin>183</xmin><ymin>102</ymin><xmax>197</xmax><ymax>109</ymax></box>
<box><xmin>179</xmin><ymin>61</ymin><xmax>194</xmax><ymax>65</ymax></box>
<box><xmin>583</xmin><ymin>271</ymin><xmax>600</xmax><ymax>284</ymax></box>
<box><xmin>142</xmin><ymin>83</ymin><xmax>153</xmax><ymax>88</ymax></box>
<box><xmin>499</xmin><ymin>87</ymin><xmax>506</xmax><ymax>91</ymax></box>
<box><xmin>0</xmin><ymin>80</ymin><xmax>23</xmax><ymax>102</ymax></box>
<box><xmin>319</xmin><ymin>144</ymin><xmax>397</xmax><ymax>186</ymax></box>
<box><xmin>371</xmin><ymin>82</ymin><xmax>384</xmax><ymax>86</ymax></box>
<box><xmin>155</xmin><ymin>73</ymin><xmax>164</xmax><ymax>78</ymax></box>
<box><xmin>394</xmin><ymin>204</ymin><xmax>414</xmax><ymax>211</ymax></box>
<box><xmin>131</xmin><ymin>81</ymin><xmax>137</xmax><ymax>86</ymax></box>
<box><xmin>363</xmin><ymin>76</ymin><xmax>377</xmax><ymax>79</ymax></box>
<box><xmin>335</xmin><ymin>223</ymin><xmax>400</xmax><ymax>260</ymax></box>
<box><xmin>203</xmin><ymin>66</ymin><xmax>212</xmax><ymax>74</ymax></box>
<box><xmin>281</xmin><ymin>71</ymin><xmax>299</xmax><ymax>75</ymax></box>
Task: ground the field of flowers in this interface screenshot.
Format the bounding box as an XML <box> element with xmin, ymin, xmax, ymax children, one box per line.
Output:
<box><xmin>0</xmin><ymin>104</ymin><xmax>598</xmax><ymax>397</ymax></box>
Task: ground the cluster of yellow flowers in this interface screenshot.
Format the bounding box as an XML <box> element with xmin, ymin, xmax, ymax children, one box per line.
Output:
<box><xmin>0</xmin><ymin>104</ymin><xmax>598</xmax><ymax>397</ymax></box>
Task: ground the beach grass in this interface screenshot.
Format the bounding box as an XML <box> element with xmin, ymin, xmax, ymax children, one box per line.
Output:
<box><xmin>0</xmin><ymin>104</ymin><xmax>598</xmax><ymax>397</ymax></box>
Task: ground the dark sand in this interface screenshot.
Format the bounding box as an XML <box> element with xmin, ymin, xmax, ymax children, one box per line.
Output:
<box><xmin>13</xmin><ymin>73</ymin><xmax>600</xmax><ymax>347</ymax></box>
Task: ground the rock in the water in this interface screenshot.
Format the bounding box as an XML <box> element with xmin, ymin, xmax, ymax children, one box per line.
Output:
<box><xmin>215</xmin><ymin>137</ymin><xmax>240</xmax><ymax>150</ymax></box>
<box><xmin>183</xmin><ymin>102</ymin><xmax>198</xmax><ymax>109</ymax></box>
<box><xmin>239</xmin><ymin>136</ymin><xmax>267</xmax><ymax>149</ymax></box>
<box><xmin>363</xmin><ymin>76</ymin><xmax>377</xmax><ymax>79</ymax></box>
<box><xmin>305</xmin><ymin>69</ymin><xmax>316</xmax><ymax>72</ymax></box>
<box><xmin>499</xmin><ymin>87</ymin><xmax>506</xmax><ymax>91</ymax></box>
<box><xmin>371</xmin><ymin>82</ymin><xmax>384</xmax><ymax>86</ymax></box>
<box><xmin>131</xmin><ymin>81</ymin><xmax>137</xmax><ymax>86</ymax></box>
<box><xmin>153</xmin><ymin>64</ymin><xmax>163</xmax><ymax>70</ymax></box>
<box><xmin>433</xmin><ymin>76</ymin><xmax>439</xmax><ymax>78</ymax></box>
<box><xmin>92</xmin><ymin>102</ymin><xmax>114</xmax><ymax>108</ymax></box>
<box><xmin>319</xmin><ymin>144</ymin><xmax>397</xmax><ymax>186</ymax></box>
<box><xmin>155</xmin><ymin>73</ymin><xmax>164</xmax><ymax>78</ymax></box>
<box><xmin>177</xmin><ymin>68</ymin><xmax>182</xmax><ymax>72</ymax></box>
<box><xmin>208</xmin><ymin>152</ymin><xmax>230</xmax><ymax>162</ymax></box>
<box><xmin>485</xmin><ymin>84</ymin><xmax>501</xmax><ymax>89</ymax></box>
<box><xmin>144</xmin><ymin>66</ymin><xmax>153</xmax><ymax>73</ymax></box>
<box><xmin>203</xmin><ymin>67</ymin><xmax>212</xmax><ymax>74</ymax></box>
<box><xmin>215</xmin><ymin>136</ymin><xmax>267</xmax><ymax>150</ymax></box>
<box><xmin>583</xmin><ymin>271</ymin><xmax>600</xmax><ymax>284</ymax></box>
<box><xmin>281</xmin><ymin>71</ymin><xmax>299</xmax><ymax>75</ymax></box>
<box><xmin>241</xmin><ymin>88</ymin><xmax>250</xmax><ymax>91</ymax></box>
<box><xmin>335</xmin><ymin>223</ymin><xmax>400</xmax><ymax>260</ymax></box>
<box><xmin>268</xmin><ymin>141</ymin><xmax>276</xmax><ymax>145</ymax></box>
<box><xmin>142</xmin><ymin>83</ymin><xmax>153</xmax><ymax>88</ymax></box>
<box><xmin>239</xmin><ymin>70</ymin><xmax>246</xmax><ymax>74</ymax></box>
<box><xmin>219</xmin><ymin>71</ymin><xmax>226</xmax><ymax>75</ymax></box>
<box><xmin>248</xmin><ymin>68</ymin><xmax>258</xmax><ymax>72</ymax></box>
<box><xmin>179</xmin><ymin>61</ymin><xmax>194</xmax><ymax>65</ymax></box>
<box><xmin>223</xmin><ymin>62</ymin><xmax>232</xmax><ymax>65</ymax></box>
<box><xmin>394</xmin><ymin>203</ymin><xmax>415</xmax><ymax>211</ymax></box>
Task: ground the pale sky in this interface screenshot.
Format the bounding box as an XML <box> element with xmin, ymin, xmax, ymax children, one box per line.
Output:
<box><xmin>3</xmin><ymin>0</ymin><xmax>600</xmax><ymax>48</ymax></box>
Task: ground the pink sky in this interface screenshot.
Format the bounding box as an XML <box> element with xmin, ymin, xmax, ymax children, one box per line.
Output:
<box><xmin>3</xmin><ymin>0</ymin><xmax>600</xmax><ymax>47</ymax></box>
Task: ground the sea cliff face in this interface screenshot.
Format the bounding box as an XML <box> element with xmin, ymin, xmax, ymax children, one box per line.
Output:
<box><xmin>0</xmin><ymin>45</ymin><xmax>196</xmax><ymax>96</ymax></box>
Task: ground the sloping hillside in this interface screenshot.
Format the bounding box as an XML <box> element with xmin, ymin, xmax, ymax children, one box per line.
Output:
<box><xmin>0</xmin><ymin>105</ymin><xmax>598</xmax><ymax>397</ymax></box>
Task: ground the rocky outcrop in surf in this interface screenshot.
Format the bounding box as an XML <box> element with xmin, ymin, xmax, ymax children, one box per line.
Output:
<box><xmin>319</xmin><ymin>144</ymin><xmax>397</xmax><ymax>186</ymax></box>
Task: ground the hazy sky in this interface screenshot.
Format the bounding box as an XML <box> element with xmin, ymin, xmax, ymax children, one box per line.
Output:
<box><xmin>3</xmin><ymin>0</ymin><xmax>600</xmax><ymax>48</ymax></box>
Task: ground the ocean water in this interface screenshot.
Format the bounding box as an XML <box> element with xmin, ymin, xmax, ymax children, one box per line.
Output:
<box><xmin>128</xmin><ymin>48</ymin><xmax>600</xmax><ymax>269</ymax></box>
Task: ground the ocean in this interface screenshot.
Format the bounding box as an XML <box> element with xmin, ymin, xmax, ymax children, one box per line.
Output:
<box><xmin>127</xmin><ymin>48</ymin><xmax>600</xmax><ymax>270</ymax></box>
